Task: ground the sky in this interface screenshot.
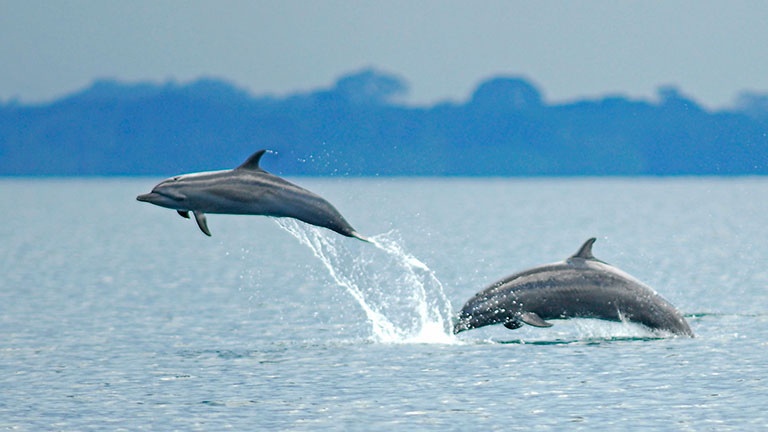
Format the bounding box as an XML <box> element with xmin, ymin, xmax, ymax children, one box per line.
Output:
<box><xmin>2</xmin><ymin>0</ymin><xmax>768</xmax><ymax>108</ymax></box>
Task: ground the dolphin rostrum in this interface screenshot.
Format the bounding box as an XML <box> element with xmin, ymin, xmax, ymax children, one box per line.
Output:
<box><xmin>454</xmin><ymin>238</ymin><xmax>693</xmax><ymax>336</ymax></box>
<box><xmin>137</xmin><ymin>150</ymin><xmax>369</xmax><ymax>241</ymax></box>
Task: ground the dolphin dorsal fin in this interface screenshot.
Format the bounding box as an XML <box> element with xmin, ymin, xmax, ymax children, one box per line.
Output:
<box><xmin>236</xmin><ymin>150</ymin><xmax>268</xmax><ymax>171</ymax></box>
<box><xmin>571</xmin><ymin>237</ymin><xmax>597</xmax><ymax>260</ymax></box>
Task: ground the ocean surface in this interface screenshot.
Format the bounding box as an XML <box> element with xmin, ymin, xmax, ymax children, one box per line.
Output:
<box><xmin>1</xmin><ymin>177</ymin><xmax>767</xmax><ymax>430</ymax></box>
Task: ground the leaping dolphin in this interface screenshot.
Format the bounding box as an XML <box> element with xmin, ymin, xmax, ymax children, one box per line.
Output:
<box><xmin>137</xmin><ymin>150</ymin><xmax>369</xmax><ymax>241</ymax></box>
<box><xmin>454</xmin><ymin>238</ymin><xmax>693</xmax><ymax>336</ymax></box>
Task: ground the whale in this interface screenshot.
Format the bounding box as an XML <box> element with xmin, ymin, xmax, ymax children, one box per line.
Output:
<box><xmin>454</xmin><ymin>238</ymin><xmax>693</xmax><ymax>336</ymax></box>
<box><xmin>137</xmin><ymin>150</ymin><xmax>369</xmax><ymax>241</ymax></box>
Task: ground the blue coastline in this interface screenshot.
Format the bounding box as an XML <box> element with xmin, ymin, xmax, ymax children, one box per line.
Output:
<box><xmin>2</xmin><ymin>71</ymin><xmax>768</xmax><ymax>177</ymax></box>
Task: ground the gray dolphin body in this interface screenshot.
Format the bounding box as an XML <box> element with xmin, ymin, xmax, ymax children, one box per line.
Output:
<box><xmin>137</xmin><ymin>150</ymin><xmax>368</xmax><ymax>241</ymax></box>
<box><xmin>454</xmin><ymin>238</ymin><xmax>693</xmax><ymax>336</ymax></box>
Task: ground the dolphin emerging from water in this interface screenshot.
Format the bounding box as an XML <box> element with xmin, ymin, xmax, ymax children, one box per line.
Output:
<box><xmin>137</xmin><ymin>150</ymin><xmax>369</xmax><ymax>241</ymax></box>
<box><xmin>454</xmin><ymin>238</ymin><xmax>693</xmax><ymax>336</ymax></box>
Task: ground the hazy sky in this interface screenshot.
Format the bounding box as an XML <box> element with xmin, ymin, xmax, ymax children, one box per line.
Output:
<box><xmin>2</xmin><ymin>1</ymin><xmax>768</xmax><ymax>107</ymax></box>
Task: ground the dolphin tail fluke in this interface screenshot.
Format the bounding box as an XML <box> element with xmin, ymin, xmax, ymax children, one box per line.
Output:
<box><xmin>193</xmin><ymin>211</ymin><xmax>212</xmax><ymax>236</ymax></box>
<box><xmin>350</xmin><ymin>231</ymin><xmax>372</xmax><ymax>243</ymax></box>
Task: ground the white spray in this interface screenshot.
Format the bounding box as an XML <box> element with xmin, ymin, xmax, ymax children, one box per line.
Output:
<box><xmin>275</xmin><ymin>219</ymin><xmax>457</xmax><ymax>344</ymax></box>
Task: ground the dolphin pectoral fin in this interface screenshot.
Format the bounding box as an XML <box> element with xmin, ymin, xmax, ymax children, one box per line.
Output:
<box><xmin>193</xmin><ymin>211</ymin><xmax>212</xmax><ymax>236</ymax></box>
<box><xmin>519</xmin><ymin>312</ymin><xmax>553</xmax><ymax>328</ymax></box>
<box><xmin>503</xmin><ymin>320</ymin><xmax>523</xmax><ymax>330</ymax></box>
<box><xmin>177</xmin><ymin>210</ymin><xmax>190</xmax><ymax>219</ymax></box>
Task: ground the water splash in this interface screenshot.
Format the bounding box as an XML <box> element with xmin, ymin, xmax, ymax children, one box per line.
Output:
<box><xmin>275</xmin><ymin>219</ymin><xmax>457</xmax><ymax>344</ymax></box>
<box><xmin>367</xmin><ymin>233</ymin><xmax>456</xmax><ymax>344</ymax></box>
<box><xmin>487</xmin><ymin>318</ymin><xmax>673</xmax><ymax>345</ymax></box>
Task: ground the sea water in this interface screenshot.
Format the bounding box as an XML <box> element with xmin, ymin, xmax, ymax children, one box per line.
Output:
<box><xmin>1</xmin><ymin>177</ymin><xmax>767</xmax><ymax>430</ymax></box>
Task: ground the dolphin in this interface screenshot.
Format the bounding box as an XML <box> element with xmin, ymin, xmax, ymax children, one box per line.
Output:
<box><xmin>137</xmin><ymin>150</ymin><xmax>369</xmax><ymax>241</ymax></box>
<box><xmin>454</xmin><ymin>238</ymin><xmax>693</xmax><ymax>336</ymax></box>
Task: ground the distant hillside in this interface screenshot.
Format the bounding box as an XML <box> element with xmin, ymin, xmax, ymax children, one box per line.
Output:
<box><xmin>1</xmin><ymin>69</ymin><xmax>767</xmax><ymax>176</ymax></box>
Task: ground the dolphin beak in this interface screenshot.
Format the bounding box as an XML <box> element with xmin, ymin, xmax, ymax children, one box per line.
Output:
<box><xmin>453</xmin><ymin>317</ymin><xmax>471</xmax><ymax>334</ymax></box>
<box><xmin>136</xmin><ymin>193</ymin><xmax>157</xmax><ymax>203</ymax></box>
